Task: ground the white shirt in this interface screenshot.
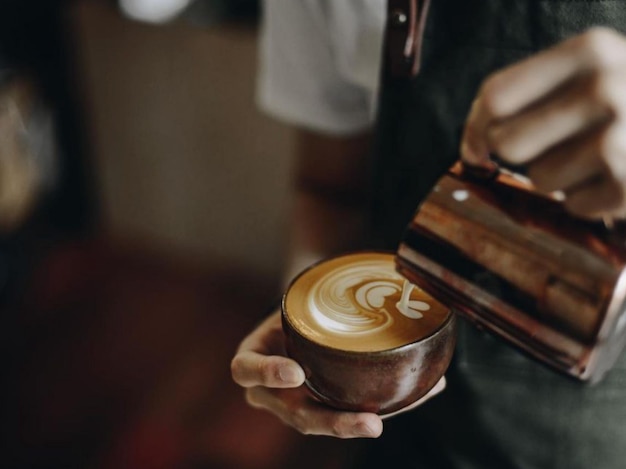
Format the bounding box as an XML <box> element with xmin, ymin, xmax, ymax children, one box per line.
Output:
<box><xmin>257</xmin><ymin>0</ymin><xmax>387</xmax><ymax>135</ymax></box>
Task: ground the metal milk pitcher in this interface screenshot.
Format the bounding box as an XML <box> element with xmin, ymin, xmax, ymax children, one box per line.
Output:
<box><xmin>395</xmin><ymin>162</ymin><xmax>626</xmax><ymax>383</ymax></box>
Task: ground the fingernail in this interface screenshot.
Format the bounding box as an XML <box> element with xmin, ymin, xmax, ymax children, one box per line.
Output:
<box><xmin>278</xmin><ymin>366</ymin><xmax>304</xmax><ymax>384</ymax></box>
<box><xmin>354</xmin><ymin>422</ymin><xmax>381</xmax><ymax>438</ymax></box>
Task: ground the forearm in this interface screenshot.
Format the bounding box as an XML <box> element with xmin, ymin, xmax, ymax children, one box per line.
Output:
<box><xmin>283</xmin><ymin>189</ymin><xmax>369</xmax><ymax>283</ymax></box>
<box><xmin>282</xmin><ymin>129</ymin><xmax>373</xmax><ymax>285</ymax></box>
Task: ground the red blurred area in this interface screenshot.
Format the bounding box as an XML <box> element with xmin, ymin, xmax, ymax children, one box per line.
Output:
<box><xmin>0</xmin><ymin>2</ymin><xmax>362</xmax><ymax>467</ymax></box>
<box><xmin>4</xmin><ymin>236</ymin><xmax>356</xmax><ymax>468</ymax></box>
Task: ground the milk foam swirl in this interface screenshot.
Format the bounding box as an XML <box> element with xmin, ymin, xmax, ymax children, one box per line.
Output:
<box><xmin>307</xmin><ymin>261</ymin><xmax>429</xmax><ymax>336</ymax></box>
<box><xmin>284</xmin><ymin>252</ymin><xmax>450</xmax><ymax>352</ymax></box>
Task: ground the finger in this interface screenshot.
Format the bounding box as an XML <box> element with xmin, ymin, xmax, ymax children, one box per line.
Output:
<box><xmin>526</xmin><ymin>129</ymin><xmax>606</xmax><ymax>193</ymax></box>
<box><xmin>232</xmin><ymin>309</ymin><xmax>306</xmax><ymax>388</ymax></box>
<box><xmin>461</xmin><ymin>28</ymin><xmax>626</xmax><ymax>165</ymax></box>
<box><xmin>231</xmin><ymin>351</ymin><xmax>305</xmax><ymax>388</ymax></box>
<box><xmin>564</xmin><ymin>174</ymin><xmax>626</xmax><ymax>218</ymax></box>
<box><xmin>246</xmin><ymin>386</ymin><xmax>383</xmax><ymax>439</ymax></box>
<box><xmin>380</xmin><ymin>375</ymin><xmax>446</xmax><ymax>420</ymax></box>
<box><xmin>460</xmin><ymin>96</ymin><xmax>496</xmax><ymax>167</ymax></box>
<box><xmin>480</xmin><ymin>28</ymin><xmax>626</xmax><ymax>119</ymax></box>
<box><xmin>527</xmin><ymin>120</ymin><xmax>626</xmax><ymax>196</ymax></box>
<box><xmin>487</xmin><ymin>76</ymin><xmax>610</xmax><ymax>165</ymax></box>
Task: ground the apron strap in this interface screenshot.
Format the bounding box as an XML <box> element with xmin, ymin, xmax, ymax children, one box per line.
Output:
<box><xmin>385</xmin><ymin>0</ymin><xmax>431</xmax><ymax>77</ymax></box>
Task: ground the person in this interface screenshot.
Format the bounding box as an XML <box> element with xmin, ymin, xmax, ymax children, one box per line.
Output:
<box><xmin>231</xmin><ymin>1</ymin><xmax>626</xmax><ymax>467</ymax></box>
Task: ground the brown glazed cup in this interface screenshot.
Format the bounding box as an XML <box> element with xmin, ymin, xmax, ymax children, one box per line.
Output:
<box><xmin>281</xmin><ymin>251</ymin><xmax>457</xmax><ymax>415</ymax></box>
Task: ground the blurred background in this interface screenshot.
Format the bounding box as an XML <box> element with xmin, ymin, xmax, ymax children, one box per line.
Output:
<box><xmin>0</xmin><ymin>1</ymin><xmax>363</xmax><ymax>467</ymax></box>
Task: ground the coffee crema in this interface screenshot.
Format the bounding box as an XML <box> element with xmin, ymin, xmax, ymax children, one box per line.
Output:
<box><xmin>283</xmin><ymin>252</ymin><xmax>451</xmax><ymax>352</ymax></box>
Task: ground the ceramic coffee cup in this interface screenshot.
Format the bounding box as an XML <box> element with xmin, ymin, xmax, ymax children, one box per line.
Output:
<box><xmin>282</xmin><ymin>251</ymin><xmax>456</xmax><ymax>415</ymax></box>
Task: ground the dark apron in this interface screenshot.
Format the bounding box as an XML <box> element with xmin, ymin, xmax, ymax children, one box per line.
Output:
<box><xmin>358</xmin><ymin>1</ymin><xmax>626</xmax><ymax>468</ymax></box>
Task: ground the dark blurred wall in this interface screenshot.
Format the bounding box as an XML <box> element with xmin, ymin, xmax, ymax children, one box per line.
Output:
<box><xmin>0</xmin><ymin>3</ymin><xmax>315</xmax><ymax>469</ymax></box>
<box><xmin>0</xmin><ymin>0</ymin><xmax>97</xmax><ymax>235</ymax></box>
<box><xmin>201</xmin><ymin>0</ymin><xmax>260</xmax><ymax>23</ymax></box>
<box><xmin>0</xmin><ymin>3</ymin><xmax>97</xmax><ymax>468</ymax></box>
<box><xmin>75</xmin><ymin>0</ymin><xmax>294</xmax><ymax>275</ymax></box>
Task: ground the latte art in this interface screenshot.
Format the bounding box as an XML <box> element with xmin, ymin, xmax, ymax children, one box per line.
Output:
<box><xmin>308</xmin><ymin>266</ymin><xmax>430</xmax><ymax>335</ymax></box>
<box><xmin>284</xmin><ymin>252</ymin><xmax>450</xmax><ymax>352</ymax></box>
